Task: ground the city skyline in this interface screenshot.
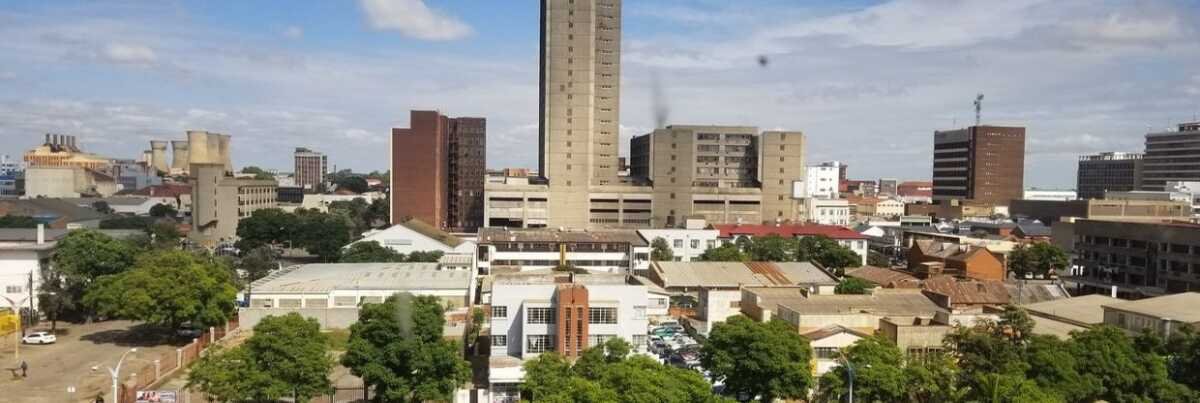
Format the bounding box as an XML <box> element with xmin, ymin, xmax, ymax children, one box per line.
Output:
<box><xmin>1</xmin><ymin>1</ymin><xmax>1199</xmax><ymax>187</ymax></box>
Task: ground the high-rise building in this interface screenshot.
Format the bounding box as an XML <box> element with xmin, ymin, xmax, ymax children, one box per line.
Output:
<box><xmin>539</xmin><ymin>0</ymin><xmax>622</xmax><ymax>228</ymax></box>
<box><xmin>1077</xmin><ymin>152</ymin><xmax>1142</xmax><ymax>199</ymax></box>
<box><xmin>1141</xmin><ymin>122</ymin><xmax>1200</xmax><ymax>191</ymax></box>
<box><xmin>878</xmin><ymin>178</ymin><xmax>899</xmax><ymax>196</ymax></box>
<box><xmin>391</xmin><ymin>110</ymin><xmax>486</xmax><ymax>232</ymax></box>
<box><xmin>932</xmin><ymin>125</ymin><xmax>1025</xmax><ymax>206</ymax></box>
<box><xmin>187</xmin><ymin>131</ymin><xmax>277</xmax><ymax>248</ymax></box>
<box><xmin>293</xmin><ymin>147</ymin><xmax>327</xmax><ymax>191</ymax></box>
<box><xmin>806</xmin><ymin>162</ymin><xmax>842</xmax><ymax>199</ymax></box>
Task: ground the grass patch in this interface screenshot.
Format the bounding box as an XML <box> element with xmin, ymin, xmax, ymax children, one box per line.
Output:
<box><xmin>325</xmin><ymin>328</ymin><xmax>351</xmax><ymax>351</ymax></box>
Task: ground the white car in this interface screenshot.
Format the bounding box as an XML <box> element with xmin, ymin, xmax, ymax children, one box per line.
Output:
<box><xmin>22</xmin><ymin>331</ymin><xmax>56</xmax><ymax>344</ymax></box>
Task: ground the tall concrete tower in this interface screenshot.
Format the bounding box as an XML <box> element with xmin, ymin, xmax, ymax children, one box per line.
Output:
<box><xmin>539</xmin><ymin>0</ymin><xmax>622</xmax><ymax>228</ymax></box>
<box><xmin>170</xmin><ymin>140</ymin><xmax>189</xmax><ymax>174</ymax></box>
<box><xmin>149</xmin><ymin>141</ymin><xmax>169</xmax><ymax>174</ymax></box>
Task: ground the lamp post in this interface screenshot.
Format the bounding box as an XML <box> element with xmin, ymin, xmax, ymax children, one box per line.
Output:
<box><xmin>841</xmin><ymin>356</ymin><xmax>856</xmax><ymax>403</ymax></box>
<box><xmin>2</xmin><ymin>294</ymin><xmax>30</xmax><ymax>363</ymax></box>
<box><xmin>97</xmin><ymin>348</ymin><xmax>137</xmax><ymax>403</ymax></box>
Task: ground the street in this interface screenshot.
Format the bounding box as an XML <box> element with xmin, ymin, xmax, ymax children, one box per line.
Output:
<box><xmin>1</xmin><ymin>321</ymin><xmax>187</xmax><ymax>403</ymax></box>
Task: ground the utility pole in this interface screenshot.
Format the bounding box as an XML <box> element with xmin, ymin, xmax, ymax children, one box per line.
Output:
<box><xmin>28</xmin><ymin>270</ymin><xmax>34</xmax><ymax>330</ymax></box>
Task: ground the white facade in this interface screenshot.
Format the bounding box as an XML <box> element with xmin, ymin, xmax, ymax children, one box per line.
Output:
<box><xmin>698</xmin><ymin>289</ymin><xmax>742</xmax><ymax>334</ymax></box>
<box><xmin>1165</xmin><ymin>181</ymin><xmax>1200</xmax><ymax>217</ymax></box>
<box><xmin>806</xmin><ymin>162</ymin><xmax>841</xmax><ymax>199</ymax></box>
<box><xmin>806</xmin><ymin>198</ymin><xmax>851</xmax><ymax>226</ymax></box>
<box><xmin>809</xmin><ymin>329</ymin><xmax>866</xmax><ymax>376</ymax></box>
<box><xmin>1023</xmin><ymin>189</ymin><xmax>1077</xmax><ymax>201</ymax></box>
<box><xmin>636</xmin><ymin>229</ymin><xmax>721</xmax><ymax>262</ymax></box>
<box><xmin>300</xmin><ymin>192</ymin><xmax>385</xmax><ymax>212</ymax></box>
<box><xmin>488</xmin><ymin>273</ymin><xmax>650</xmax><ymax>396</ymax></box>
<box><xmin>0</xmin><ymin>248</ymin><xmax>46</xmax><ymax>313</ymax></box>
<box><xmin>353</xmin><ymin>224</ymin><xmax>477</xmax><ymax>256</ymax></box>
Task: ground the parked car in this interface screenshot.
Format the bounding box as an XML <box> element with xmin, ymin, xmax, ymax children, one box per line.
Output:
<box><xmin>22</xmin><ymin>331</ymin><xmax>56</xmax><ymax>344</ymax></box>
<box><xmin>177</xmin><ymin>325</ymin><xmax>203</xmax><ymax>338</ymax></box>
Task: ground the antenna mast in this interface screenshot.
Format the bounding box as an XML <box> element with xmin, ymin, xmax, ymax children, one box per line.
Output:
<box><xmin>974</xmin><ymin>93</ymin><xmax>984</xmax><ymax>126</ymax></box>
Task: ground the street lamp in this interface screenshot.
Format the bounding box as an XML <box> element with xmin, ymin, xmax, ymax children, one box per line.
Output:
<box><xmin>95</xmin><ymin>348</ymin><xmax>137</xmax><ymax>403</ymax></box>
<box><xmin>839</xmin><ymin>355</ymin><xmax>856</xmax><ymax>403</ymax></box>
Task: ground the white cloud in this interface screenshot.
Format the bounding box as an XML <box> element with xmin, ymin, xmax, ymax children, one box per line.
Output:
<box><xmin>102</xmin><ymin>42</ymin><xmax>157</xmax><ymax>64</ymax></box>
<box><xmin>359</xmin><ymin>0</ymin><xmax>472</xmax><ymax>40</ymax></box>
<box><xmin>283</xmin><ymin>26</ymin><xmax>303</xmax><ymax>39</ymax></box>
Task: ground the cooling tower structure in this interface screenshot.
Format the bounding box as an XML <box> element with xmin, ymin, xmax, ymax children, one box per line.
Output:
<box><xmin>149</xmin><ymin>141</ymin><xmax>169</xmax><ymax>174</ymax></box>
<box><xmin>142</xmin><ymin>150</ymin><xmax>153</xmax><ymax>166</ymax></box>
<box><xmin>218</xmin><ymin>134</ymin><xmax>232</xmax><ymax>174</ymax></box>
<box><xmin>187</xmin><ymin>130</ymin><xmax>212</xmax><ymax>165</ymax></box>
<box><xmin>170</xmin><ymin>140</ymin><xmax>189</xmax><ymax>175</ymax></box>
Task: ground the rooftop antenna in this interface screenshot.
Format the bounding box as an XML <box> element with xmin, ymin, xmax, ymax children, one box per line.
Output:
<box><xmin>974</xmin><ymin>93</ymin><xmax>984</xmax><ymax>126</ymax></box>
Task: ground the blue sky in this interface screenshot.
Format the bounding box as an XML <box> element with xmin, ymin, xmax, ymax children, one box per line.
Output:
<box><xmin>1</xmin><ymin>0</ymin><xmax>1198</xmax><ymax>187</ymax></box>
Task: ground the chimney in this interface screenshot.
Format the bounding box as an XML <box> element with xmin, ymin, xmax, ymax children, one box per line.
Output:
<box><xmin>36</xmin><ymin>223</ymin><xmax>44</xmax><ymax>245</ymax></box>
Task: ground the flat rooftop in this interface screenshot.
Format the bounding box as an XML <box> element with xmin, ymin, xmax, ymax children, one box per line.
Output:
<box><xmin>1023</xmin><ymin>294</ymin><xmax>1123</xmax><ymax>325</ymax></box>
<box><xmin>478</xmin><ymin>228</ymin><xmax>647</xmax><ymax>245</ymax></box>
<box><xmin>1103</xmin><ymin>292</ymin><xmax>1200</xmax><ymax>323</ymax></box>
<box><xmin>250</xmin><ymin>263</ymin><xmax>472</xmax><ymax>294</ymax></box>
<box><xmin>492</xmin><ymin>269</ymin><xmax>629</xmax><ymax>286</ymax></box>
<box><xmin>777</xmin><ymin>289</ymin><xmax>945</xmax><ymax>317</ymax></box>
<box><xmin>652</xmin><ymin>261</ymin><xmax>837</xmax><ymax>289</ymax></box>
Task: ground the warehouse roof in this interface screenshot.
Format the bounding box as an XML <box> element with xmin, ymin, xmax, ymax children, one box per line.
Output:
<box><xmin>1103</xmin><ymin>292</ymin><xmax>1200</xmax><ymax>323</ymax></box>
<box><xmin>250</xmin><ymin>263</ymin><xmax>472</xmax><ymax>294</ymax></box>
<box><xmin>651</xmin><ymin>261</ymin><xmax>837</xmax><ymax>289</ymax></box>
<box><xmin>1024</xmin><ymin>294</ymin><xmax>1122</xmax><ymax>326</ymax></box>
<box><xmin>478</xmin><ymin>228</ymin><xmax>647</xmax><ymax>245</ymax></box>
<box><xmin>777</xmin><ymin>289</ymin><xmax>945</xmax><ymax>317</ymax></box>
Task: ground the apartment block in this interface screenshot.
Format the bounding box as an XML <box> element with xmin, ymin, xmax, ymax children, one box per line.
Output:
<box><xmin>293</xmin><ymin>147</ymin><xmax>327</xmax><ymax>191</ymax></box>
<box><xmin>806</xmin><ymin>161</ymin><xmax>841</xmax><ymax>199</ymax></box>
<box><xmin>1141</xmin><ymin>122</ymin><xmax>1200</xmax><ymax>191</ymax></box>
<box><xmin>487</xmin><ymin>270</ymin><xmax>649</xmax><ymax>401</ymax></box>
<box><xmin>391</xmin><ymin>110</ymin><xmax>487</xmax><ymax>232</ymax></box>
<box><xmin>1070</xmin><ymin>219</ymin><xmax>1200</xmax><ymax>297</ymax></box>
<box><xmin>932</xmin><ymin>125</ymin><xmax>1026</xmax><ymax>206</ymax></box>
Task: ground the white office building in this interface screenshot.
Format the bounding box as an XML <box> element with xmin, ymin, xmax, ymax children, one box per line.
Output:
<box><xmin>805</xmin><ymin>198</ymin><xmax>851</xmax><ymax>226</ymax></box>
<box><xmin>487</xmin><ymin>270</ymin><xmax>650</xmax><ymax>401</ymax></box>
<box><xmin>636</xmin><ymin>228</ymin><xmax>721</xmax><ymax>262</ymax></box>
<box><xmin>476</xmin><ymin>228</ymin><xmax>647</xmax><ymax>274</ymax></box>
<box><xmin>806</xmin><ymin>162</ymin><xmax>842</xmax><ymax>200</ymax></box>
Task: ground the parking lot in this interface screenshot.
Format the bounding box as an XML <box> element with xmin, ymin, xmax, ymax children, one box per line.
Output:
<box><xmin>645</xmin><ymin>320</ymin><xmax>704</xmax><ymax>372</ymax></box>
<box><xmin>1</xmin><ymin>321</ymin><xmax>187</xmax><ymax>403</ymax></box>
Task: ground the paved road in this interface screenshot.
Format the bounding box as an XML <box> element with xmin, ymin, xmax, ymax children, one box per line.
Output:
<box><xmin>1</xmin><ymin>321</ymin><xmax>185</xmax><ymax>403</ymax></box>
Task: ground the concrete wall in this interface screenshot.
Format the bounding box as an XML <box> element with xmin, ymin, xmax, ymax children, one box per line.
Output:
<box><xmin>24</xmin><ymin>167</ymin><xmax>81</xmax><ymax>198</ymax></box>
<box><xmin>238</xmin><ymin>307</ymin><xmax>361</xmax><ymax>330</ymax></box>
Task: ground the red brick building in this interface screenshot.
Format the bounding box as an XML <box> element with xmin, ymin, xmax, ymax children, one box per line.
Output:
<box><xmin>391</xmin><ymin>110</ymin><xmax>486</xmax><ymax>232</ymax></box>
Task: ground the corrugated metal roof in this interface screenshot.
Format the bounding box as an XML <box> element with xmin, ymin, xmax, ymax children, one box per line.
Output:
<box><xmin>250</xmin><ymin>262</ymin><xmax>472</xmax><ymax>294</ymax></box>
<box><xmin>652</xmin><ymin>261</ymin><xmax>836</xmax><ymax>289</ymax></box>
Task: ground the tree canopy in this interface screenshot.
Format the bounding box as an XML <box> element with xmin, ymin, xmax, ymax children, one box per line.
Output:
<box><xmin>335</xmin><ymin>176</ymin><xmax>370</xmax><ymax>194</ymax></box>
<box><xmin>0</xmin><ymin>215</ymin><xmax>38</xmax><ymax>228</ymax></box>
<box><xmin>522</xmin><ymin>338</ymin><xmax>731</xmax><ymax>403</ymax></box>
<box><xmin>50</xmin><ymin>229</ymin><xmax>138</xmax><ymax>317</ymax></box>
<box><xmin>339</xmin><ymin>241</ymin><xmax>405</xmax><ymax>263</ymax></box>
<box><xmin>149</xmin><ymin>203</ymin><xmax>178</xmax><ymax>218</ymax></box>
<box><xmin>834</xmin><ymin>277</ymin><xmax>873</xmax><ymax>294</ymax></box>
<box><xmin>697</xmin><ymin>243</ymin><xmax>747</xmax><ymax>262</ymax></box>
<box><xmin>1007</xmin><ymin>243</ymin><xmax>1069</xmax><ymax>278</ymax></box>
<box><xmin>187</xmin><ymin>313</ymin><xmax>332</xmax><ymax>402</ymax></box>
<box><xmin>239</xmin><ymin>166</ymin><xmax>276</xmax><ymax>180</ymax></box>
<box><xmin>650</xmin><ymin>237</ymin><xmax>674</xmax><ymax>262</ymax></box>
<box><xmin>236</xmin><ymin>208</ymin><xmax>352</xmax><ymax>261</ymax></box>
<box><xmin>238</xmin><ymin>246</ymin><xmax>279</xmax><ymax>282</ymax></box>
<box><xmin>341</xmin><ymin>293</ymin><xmax>471</xmax><ymax>403</ymax></box>
<box><xmin>697</xmin><ymin>235</ymin><xmax>861</xmax><ymax>273</ymax></box>
<box><xmin>84</xmin><ymin>250</ymin><xmax>238</xmax><ymax>330</ymax></box>
<box><xmin>701</xmin><ymin>315</ymin><xmax>814</xmax><ymax>401</ymax></box>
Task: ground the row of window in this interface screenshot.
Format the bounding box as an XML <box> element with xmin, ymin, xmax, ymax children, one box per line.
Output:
<box><xmin>491</xmin><ymin>334</ymin><xmax>650</xmax><ymax>351</ymax></box>
<box><xmin>492</xmin><ymin>306</ymin><xmax>622</xmax><ymax>324</ymax></box>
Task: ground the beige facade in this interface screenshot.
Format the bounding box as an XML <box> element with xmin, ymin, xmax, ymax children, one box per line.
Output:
<box><xmin>187</xmin><ymin>131</ymin><xmax>276</xmax><ymax>248</ymax></box>
<box><xmin>541</xmin><ymin>0</ymin><xmax>622</xmax><ymax>229</ymax></box>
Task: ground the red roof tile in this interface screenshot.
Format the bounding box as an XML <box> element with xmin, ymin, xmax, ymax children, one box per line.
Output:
<box><xmin>714</xmin><ymin>223</ymin><xmax>867</xmax><ymax>240</ymax></box>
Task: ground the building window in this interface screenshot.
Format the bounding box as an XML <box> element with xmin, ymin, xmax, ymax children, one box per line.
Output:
<box><xmin>588</xmin><ymin>334</ymin><xmax>615</xmax><ymax>347</ymax></box>
<box><xmin>814</xmin><ymin>347</ymin><xmax>839</xmax><ymax>359</ymax></box>
<box><xmin>527</xmin><ymin>307</ymin><xmax>556</xmax><ymax>324</ymax></box>
<box><xmin>632</xmin><ymin>334</ymin><xmax>647</xmax><ymax>347</ymax></box>
<box><xmin>589</xmin><ymin>307</ymin><xmax>618</xmax><ymax>324</ymax></box>
<box><xmin>4</xmin><ymin>285</ymin><xmax>21</xmax><ymax>294</ymax></box>
<box><xmin>634</xmin><ymin>305</ymin><xmax>647</xmax><ymax>319</ymax></box>
<box><xmin>527</xmin><ymin>335</ymin><xmax>553</xmax><ymax>353</ymax></box>
<box><xmin>492</xmin><ymin>335</ymin><xmax>507</xmax><ymax>347</ymax></box>
<box><xmin>492</xmin><ymin>306</ymin><xmax>508</xmax><ymax>319</ymax></box>
<box><xmin>673</xmin><ymin>239</ymin><xmax>683</xmax><ymax>248</ymax></box>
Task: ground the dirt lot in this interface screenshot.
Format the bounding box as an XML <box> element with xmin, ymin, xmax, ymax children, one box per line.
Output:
<box><xmin>0</xmin><ymin>321</ymin><xmax>187</xmax><ymax>403</ymax></box>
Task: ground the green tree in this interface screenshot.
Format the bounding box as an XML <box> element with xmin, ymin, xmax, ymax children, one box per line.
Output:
<box><xmin>867</xmin><ymin>250</ymin><xmax>891</xmax><ymax>267</ymax></box>
<box><xmin>235</xmin><ymin>208</ymin><xmax>297</xmax><ymax>251</ymax></box>
<box><xmin>650</xmin><ymin>237</ymin><xmax>674</xmax><ymax>262</ymax></box>
<box><xmin>99</xmin><ymin>216</ymin><xmax>157</xmax><ymax>230</ymax></box>
<box><xmin>466</xmin><ymin>306</ymin><xmax>485</xmax><ymax>352</ymax></box>
<box><xmin>336</xmin><ymin>176</ymin><xmax>370</xmax><ymax>194</ymax></box>
<box><xmin>0</xmin><ymin>215</ymin><xmax>38</xmax><ymax>228</ymax></box>
<box><xmin>240</xmin><ymin>166</ymin><xmax>276</xmax><ymax>180</ymax></box>
<box><xmin>243</xmin><ymin>313</ymin><xmax>334</xmax><ymax>401</ymax></box>
<box><xmin>187</xmin><ymin>314</ymin><xmax>333</xmax><ymax>402</ymax></box>
<box><xmin>818</xmin><ymin>337</ymin><xmax>908</xmax><ymax>402</ymax></box>
<box><xmin>37</xmin><ymin>263</ymin><xmax>72</xmax><ymax>331</ymax></box>
<box><xmin>147</xmin><ymin>220</ymin><xmax>181</xmax><ymax>248</ymax></box>
<box><xmin>796</xmin><ymin>236</ymin><xmax>862</xmax><ymax>273</ymax></box>
<box><xmin>296</xmin><ymin>209</ymin><xmax>352</xmax><ymax>262</ymax></box>
<box><xmin>365</xmin><ymin>197</ymin><xmax>390</xmax><ymax>227</ymax></box>
<box><xmin>341</xmin><ymin>294</ymin><xmax>471</xmax><ymax>403</ymax></box>
<box><xmin>52</xmin><ymin>229</ymin><xmax>138</xmax><ymax>319</ymax></box>
<box><xmin>84</xmin><ymin>250</ymin><xmax>238</xmax><ymax>331</ymax></box>
<box><xmin>1164</xmin><ymin>326</ymin><xmax>1200</xmax><ymax>390</ymax></box>
<box><xmin>328</xmin><ymin>198</ymin><xmax>370</xmax><ymax>237</ymax></box>
<box><xmin>702</xmin><ymin>316</ymin><xmax>814</xmax><ymax>401</ymax></box>
<box><xmin>834</xmin><ymin>277</ymin><xmax>873</xmax><ymax>294</ymax></box>
<box><xmin>903</xmin><ymin>353</ymin><xmax>970</xmax><ymax>403</ymax></box>
<box><xmin>522</xmin><ymin>338</ymin><xmax>728</xmax><ymax>403</ymax></box>
<box><xmin>238</xmin><ymin>246</ymin><xmax>279</xmax><ymax>282</ymax></box>
<box><xmin>405</xmin><ymin>250</ymin><xmax>444</xmax><ymax>263</ymax></box>
<box><xmin>965</xmin><ymin>373</ymin><xmax>1058</xmax><ymax>403</ymax></box>
<box><xmin>148</xmin><ymin>203</ymin><xmax>178</xmax><ymax>218</ymax></box>
<box><xmin>747</xmin><ymin>234</ymin><xmax>795</xmax><ymax>261</ymax></box>
<box><xmin>698</xmin><ymin>244</ymin><xmax>747</xmax><ymax>262</ymax></box>
<box><xmin>1007</xmin><ymin>243</ymin><xmax>1069</xmax><ymax>279</ymax></box>
<box><xmin>339</xmin><ymin>241</ymin><xmax>406</xmax><ymax>263</ymax></box>
<box><xmin>1068</xmin><ymin>326</ymin><xmax>1192</xmax><ymax>402</ymax></box>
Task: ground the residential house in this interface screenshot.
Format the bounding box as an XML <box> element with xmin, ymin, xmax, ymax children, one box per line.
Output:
<box><xmin>908</xmin><ymin>239</ymin><xmax>1006</xmax><ymax>281</ymax></box>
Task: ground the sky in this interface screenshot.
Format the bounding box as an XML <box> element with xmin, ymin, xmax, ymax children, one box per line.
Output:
<box><xmin>1</xmin><ymin>0</ymin><xmax>1198</xmax><ymax>187</ymax></box>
